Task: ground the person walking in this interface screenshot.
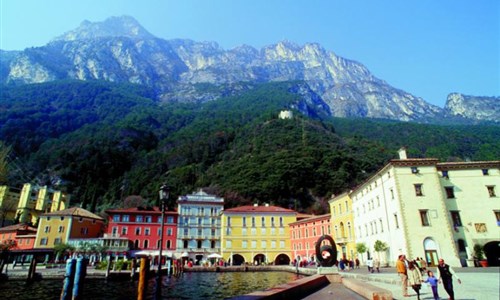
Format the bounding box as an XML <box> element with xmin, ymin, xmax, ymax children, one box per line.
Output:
<box><xmin>424</xmin><ymin>270</ymin><xmax>440</xmax><ymax>300</ymax></box>
<box><xmin>367</xmin><ymin>257</ymin><xmax>373</xmax><ymax>273</ymax></box>
<box><xmin>437</xmin><ymin>258</ymin><xmax>461</xmax><ymax>300</ymax></box>
<box><xmin>407</xmin><ymin>262</ymin><xmax>423</xmax><ymax>300</ymax></box>
<box><xmin>374</xmin><ymin>258</ymin><xmax>380</xmax><ymax>273</ymax></box>
<box><xmin>396</xmin><ymin>254</ymin><xmax>409</xmax><ymax>297</ymax></box>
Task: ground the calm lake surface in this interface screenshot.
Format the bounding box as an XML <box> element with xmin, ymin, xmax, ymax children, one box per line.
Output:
<box><xmin>0</xmin><ymin>271</ymin><xmax>303</xmax><ymax>300</ymax></box>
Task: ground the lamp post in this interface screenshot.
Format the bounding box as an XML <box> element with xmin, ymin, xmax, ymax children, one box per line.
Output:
<box><xmin>155</xmin><ymin>184</ymin><xmax>170</xmax><ymax>300</ymax></box>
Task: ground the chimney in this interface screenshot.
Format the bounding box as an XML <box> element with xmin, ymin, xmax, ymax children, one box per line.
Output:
<box><xmin>398</xmin><ymin>147</ymin><xmax>408</xmax><ymax>160</ymax></box>
<box><xmin>253</xmin><ymin>203</ymin><xmax>258</xmax><ymax>207</ymax></box>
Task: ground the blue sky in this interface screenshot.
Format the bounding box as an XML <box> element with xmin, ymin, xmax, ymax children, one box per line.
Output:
<box><xmin>0</xmin><ymin>0</ymin><xmax>498</xmax><ymax>107</ymax></box>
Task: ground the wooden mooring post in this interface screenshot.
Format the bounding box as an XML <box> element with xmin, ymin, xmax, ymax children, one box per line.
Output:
<box><xmin>26</xmin><ymin>258</ymin><xmax>37</xmax><ymax>282</ymax></box>
<box><xmin>137</xmin><ymin>257</ymin><xmax>149</xmax><ymax>300</ymax></box>
<box><xmin>61</xmin><ymin>259</ymin><xmax>76</xmax><ymax>300</ymax></box>
<box><xmin>72</xmin><ymin>257</ymin><xmax>87</xmax><ymax>300</ymax></box>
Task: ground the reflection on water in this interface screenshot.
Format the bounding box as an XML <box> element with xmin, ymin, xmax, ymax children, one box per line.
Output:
<box><xmin>0</xmin><ymin>272</ymin><xmax>303</xmax><ymax>300</ymax></box>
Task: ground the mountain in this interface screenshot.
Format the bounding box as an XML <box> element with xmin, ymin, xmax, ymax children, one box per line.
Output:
<box><xmin>0</xmin><ymin>15</ymin><xmax>460</xmax><ymax>122</ymax></box>
<box><xmin>444</xmin><ymin>93</ymin><xmax>499</xmax><ymax>122</ymax></box>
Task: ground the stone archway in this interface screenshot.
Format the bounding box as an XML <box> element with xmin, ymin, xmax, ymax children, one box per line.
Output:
<box><xmin>274</xmin><ymin>253</ymin><xmax>290</xmax><ymax>265</ymax></box>
<box><xmin>484</xmin><ymin>241</ymin><xmax>500</xmax><ymax>266</ymax></box>
<box><xmin>253</xmin><ymin>253</ymin><xmax>266</xmax><ymax>265</ymax></box>
<box><xmin>231</xmin><ymin>254</ymin><xmax>245</xmax><ymax>266</ymax></box>
<box><xmin>423</xmin><ymin>238</ymin><xmax>439</xmax><ymax>267</ymax></box>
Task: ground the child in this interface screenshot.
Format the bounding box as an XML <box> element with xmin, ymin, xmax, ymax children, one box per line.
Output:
<box><xmin>424</xmin><ymin>270</ymin><xmax>439</xmax><ymax>300</ymax></box>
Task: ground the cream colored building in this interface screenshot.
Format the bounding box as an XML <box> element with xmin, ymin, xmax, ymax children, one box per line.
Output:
<box><xmin>350</xmin><ymin>148</ymin><xmax>499</xmax><ymax>268</ymax></box>
<box><xmin>329</xmin><ymin>193</ymin><xmax>357</xmax><ymax>262</ymax></box>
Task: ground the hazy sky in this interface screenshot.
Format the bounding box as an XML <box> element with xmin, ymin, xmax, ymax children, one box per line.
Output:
<box><xmin>0</xmin><ymin>0</ymin><xmax>498</xmax><ymax>107</ymax></box>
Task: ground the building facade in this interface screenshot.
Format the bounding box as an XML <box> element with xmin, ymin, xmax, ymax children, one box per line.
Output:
<box><xmin>0</xmin><ymin>183</ymin><xmax>69</xmax><ymax>226</ymax></box>
<box><xmin>221</xmin><ymin>204</ymin><xmax>296</xmax><ymax>266</ymax></box>
<box><xmin>105</xmin><ymin>207</ymin><xmax>178</xmax><ymax>256</ymax></box>
<box><xmin>350</xmin><ymin>148</ymin><xmax>499</xmax><ymax>267</ymax></box>
<box><xmin>34</xmin><ymin>207</ymin><xmax>104</xmax><ymax>249</ymax></box>
<box><xmin>329</xmin><ymin>192</ymin><xmax>357</xmax><ymax>262</ymax></box>
<box><xmin>175</xmin><ymin>190</ymin><xmax>224</xmax><ymax>264</ymax></box>
<box><xmin>0</xmin><ymin>223</ymin><xmax>37</xmax><ymax>250</ymax></box>
<box><xmin>289</xmin><ymin>214</ymin><xmax>331</xmax><ymax>264</ymax></box>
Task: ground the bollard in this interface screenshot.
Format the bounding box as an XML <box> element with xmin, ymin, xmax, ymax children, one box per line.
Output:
<box><xmin>72</xmin><ymin>257</ymin><xmax>87</xmax><ymax>300</ymax></box>
<box><xmin>27</xmin><ymin>258</ymin><xmax>37</xmax><ymax>282</ymax></box>
<box><xmin>105</xmin><ymin>255</ymin><xmax>112</xmax><ymax>278</ymax></box>
<box><xmin>61</xmin><ymin>259</ymin><xmax>76</xmax><ymax>300</ymax></box>
<box><xmin>137</xmin><ymin>257</ymin><xmax>148</xmax><ymax>300</ymax></box>
<box><xmin>130</xmin><ymin>258</ymin><xmax>136</xmax><ymax>280</ymax></box>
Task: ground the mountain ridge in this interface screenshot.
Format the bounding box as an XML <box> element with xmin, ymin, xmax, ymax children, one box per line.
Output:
<box><xmin>1</xmin><ymin>16</ymin><xmax>497</xmax><ymax>123</ymax></box>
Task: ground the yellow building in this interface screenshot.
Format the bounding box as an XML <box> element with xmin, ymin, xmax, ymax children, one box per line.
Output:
<box><xmin>221</xmin><ymin>204</ymin><xmax>296</xmax><ymax>265</ymax></box>
<box><xmin>34</xmin><ymin>207</ymin><xmax>104</xmax><ymax>249</ymax></box>
<box><xmin>329</xmin><ymin>192</ymin><xmax>356</xmax><ymax>262</ymax></box>
<box><xmin>0</xmin><ymin>183</ymin><xmax>70</xmax><ymax>226</ymax></box>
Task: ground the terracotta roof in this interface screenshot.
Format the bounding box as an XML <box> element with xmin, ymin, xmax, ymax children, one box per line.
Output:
<box><xmin>0</xmin><ymin>223</ymin><xmax>37</xmax><ymax>232</ymax></box>
<box><xmin>224</xmin><ymin>205</ymin><xmax>296</xmax><ymax>214</ymax></box>
<box><xmin>289</xmin><ymin>214</ymin><xmax>331</xmax><ymax>225</ymax></box>
<box><xmin>437</xmin><ymin>161</ymin><xmax>500</xmax><ymax>170</ymax></box>
<box><xmin>41</xmin><ymin>207</ymin><xmax>103</xmax><ymax>220</ymax></box>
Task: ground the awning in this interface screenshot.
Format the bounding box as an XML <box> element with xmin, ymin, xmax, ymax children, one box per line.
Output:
<box><xmin>133</xmin><ymin>250</ymin><xmax>173</xmax><ymax>257</ymax></box>
<box><xmin>181</xmin><ymin>252</ymin><xmax>189</xmax><ymax>257</ymax></box>
<box><xmin>208</xmin><ymin>253</ymin><xmax>222</xmax><ymax>259</ymax></box>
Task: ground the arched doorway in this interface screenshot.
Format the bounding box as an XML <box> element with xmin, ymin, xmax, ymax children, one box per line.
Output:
<box><xmin>423</xmin><ymin>238</ymin><xmax>439</xmax><ymax>267</ymax></box>
<box><xmin>484</xmin><ymin>241</ymin><xmax>500</xmax><ymax>266</ymax></box>
<box><xmin>274</xmin><ymin>253</ymin><xmax>290</xmax><ymax>265</ymax></box>
<box><xmin>231</xmin><ymin>254</ymin><xmax>245</xmax><ymax>266</ymax></box>
<box><xmin>254</xmin><ymin>254</ymin><xmax>266</xmax><ymax>265</ymax></box>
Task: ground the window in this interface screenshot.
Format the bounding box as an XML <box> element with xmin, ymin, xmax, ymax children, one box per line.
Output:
<box><xmin>144</xmin><ymin>240</ymin><xmax>149</xmax><ymax>248</ymax></box>
<box><xmin>122</xmin><ymin>215</ymin><xmax>130</xmax><ymax>222</ymax></box>
<box><xmin>482</xmin><ymin>169</ymin><xmax>489</xmax><ymax>175</ymax></box>
<box><xmin>242</xmin><ymin>228</ymin><xmax>247</xmax><ymax>235</ymax></box>
<box><xmin>390</xmin><ymin>188</ymin><xmax>394</xmax><ymax>199</ymax></box>
<box><xmin>474</xmin><ymin>223</ymin><xmax>487</xmax><ymax>233</ymax></box>
<box><xmin>271</xmin><ymin>217</ymin><xmax>275</xmax><ymax>227</ymax></box>
<box><xmin>44</xmin><ymin>226</ymin><xmax>51</xmax><ymax>233</ymax></box>
<box><xmin>167</xmin><ymin>240</ymin><xmax>171</xmax><ymax>249</ymax></box>
<box><xmin>261</xmin><ymin>241</ymin><xmax>267</xmax><ymax>248</ymax></box>
<box><xmin>251</xmin><ymin>240</ymin><xmax>256</xmax><ymax>248</ymax></box>
<box><xmin>242</xmin><ymin>217</ymin><xmax>247</xmax><ymax>227</ymax></box>
<box><xmin>226</xmin><ymin>240</ymin><xmax>232</xmax><ymax>249</ymax></box>
<box><xmin>58</xmin><ymin>226</ymin><xmax>64</xmax><ymax>233</ymax></box>
<box><xmin>420</xmin><ymin>210</ymin><xmax>430</xmax><ymax>226</ymax></box>
<box><xmin>145</xmin><ymin>216</ymin><xmax>152</xmax><ymax>223</ymax></box>
<box><xmin>442</xmin><ymin>170</ymin><xmax>449</xmax><ymax>178</ymax></box>
<box><xmin>252</xmin><ymin>217</ymin><xmax>256</xmax><ymax>227</ymax></box>
<box><xmin>54</xmin><ymin>238</ymin><xmax>61</xmax><ymax>245</ymax></box>
<box><xmin>394</xmin><ymin>214</ymin><xmax>399</xmax><ymax>229</ymax></box>
<box><xmin>379</xmin><ymin>219</ymin><xmax>384</xmax><ymax>232</ymax></box>
<box><xmin>445</xmin><ymin>187</ymin><xmax>455</xmax><ymax>199</ymax></box>
<box><xmin>40</xmin><ymin>238</ymin><xmax>48</xmax><ymax>245</ymax></box>
<box><xmin>487</xmin><ymin>186</ymin><xmax>496</xmax><ymax>197</ymax></box>
<box><xmin>271</xmin><ymin>240</ymin><xmax>276</xmax><ymax>248</ymax></box>
<box><xmin>121</xmin><ymin>227</ymin><xmax>128</xmax><ymax>235</ymax></box>
<box><xmin>183</xmin><ymin>240</ymin><xmax>188</xmax><ymax>249</ymax></box>
<box><xmin>251</xmin><ymin>228</ymin><xmax>256</xmax><ymax>235</ymax></box>
<box><xmin>166</xmin><ymin>216</ymin><xmax>174</xmax><ymax>224</ymax></box>
<box><xmin>113</xmin><ymin>215</ymin><xmax>120</xmax><ymax>222</ymax></box>
<box><xmin>494</xmin><ymin>211</ymin><xmax>500</xmax><ymax>226</ymax></box>
<box><xmin>80</xmin><ymin>228</ymin><xmax>88</xmax><ymax>235</ymax></box>
<box><xmin>145</xmin><ymin>228</ymin><xmax>150</xmax><ymax>236</ymax></box>
<box><xmin>136</xmin><ymin>215</ymin><xmax>143</xmax><ymax>222</ymax></box>
<box><xmin>242</xmin><ymin>240</ymin><xmax>248</xmax><ymax>248</ymax></box>
<box><xmin>414</xmin><ymin>184</ymin><xmax>423</xmax><ymax>196</ymax></box>
<box><xmin>197</xmin><ymin>240</ymin><xmax>202</xmax><ymax>249</ymax></box>
<box><xmin>261</xmin><ymin>228</ymin><xmax>266</xmax><ymax>235</ymax></box>
<box><xmin>279</xmin><ymin>217</ymin><xmax>283</xmax><ymax>227</ymax></box>
<box><xmin>227</xmin><ymin>217</ymin><xmax>231</xmax><ymax>227</ymax></box>
<box><xmin>79</xmin><ymin>217</ymin><xmax>83</xmax><ymax>222</ymax></box>
<box><xmin>279</xmin><ymin>240</ymin><xmax>285</xmax><ymax>248</ymax></box>
<box><xmin>112</xmin><ymin>227</ymin><xmax>118</xmax><ymax>236</ymax></box>
<box><xmin>135</xmin><ymin>227</ymin><xmax>141</xmax><ymax>235</ymax></box>
<box><xmin>270</xmin><ymin>228</ymin><xmax>276</xmax><ymax>235</ymax></box>
<box><xmin>167</xmin><ymin>228</ymin><xmax>172</xmax><ymax>236</ymax></box>
<box><xmin>450</xmin><ymin>211</ymin><xmax>462</xmax><ymax>227</ymax></box>
<box><xmin>411</xmin><ymin>167</ymin><xmax>419</xmax><ymax>174</ymax></box>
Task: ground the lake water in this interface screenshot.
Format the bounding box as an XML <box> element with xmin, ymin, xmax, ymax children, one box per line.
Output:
<box><xmin>0</xmin><ymin>271</ymin><xmax>303</xmax><ymax>300</ymax></box>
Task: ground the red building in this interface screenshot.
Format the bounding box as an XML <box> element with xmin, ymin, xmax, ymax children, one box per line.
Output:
<box><xmin>289</xmin><ymin>214</ymin><xmax>331</xmax><ymax>265</ymax></box>
<box><xmin>105</xmin><ymin>207</ymin><xmax>178</xmax><ymax>256</ymax></box>
<box><xmin>0</xmin><ymin>223</ymin><xmax>37</xmax><ymax>250</ymax></box>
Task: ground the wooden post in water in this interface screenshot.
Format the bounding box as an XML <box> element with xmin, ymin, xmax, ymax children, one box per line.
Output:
<box><xmin>137</xmin><ymin>257</ymin><xmax>149</xmax><ymax>300</ymax></box>
<box><xmin>130</xmin><ymin>258</ymin><xmax>136</xmax><ymax>280</ymax></box>
<box><xmin>105</xmin><ymin>255</ymin><xmax>112</xmax><ymax>278</ymax></box>
<box><xmin>72</xmin><ymin>257</ymin><xmax>87</xmax><ymax>300</ymax></box>
<box><xmin>60</xmin><ymin>258</ymin><xmax>76</xmax><ymax>300</ymax></box>
<box><xmin>27</xmin><ymin>257</ymin><xmax>37</xmax><ymax>282</ymax></box>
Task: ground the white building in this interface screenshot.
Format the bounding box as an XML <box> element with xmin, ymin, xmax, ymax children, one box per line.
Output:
<box><xmin>176</xmin><ymin>189</ymin><xmax>224</xmax><ymax>264</ymax></box>
<box><xmin>350</xmin><ymin>148</ymin><xmax>499</xmax><ymax>268</ymax></box>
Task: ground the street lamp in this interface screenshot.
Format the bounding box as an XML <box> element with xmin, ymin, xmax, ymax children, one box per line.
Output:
<box><xmin>155</xmin><ymin>184</ymin><xmax>170</xmax><ymax>300</ymax></box>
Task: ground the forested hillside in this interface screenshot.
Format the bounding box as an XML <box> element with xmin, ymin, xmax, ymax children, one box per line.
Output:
<box><xmin>1</xmin><ymin>80</ymin><xmax>498</xmax><ymax>214</ymax></box>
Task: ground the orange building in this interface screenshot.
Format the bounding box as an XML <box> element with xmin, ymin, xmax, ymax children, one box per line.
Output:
<box><xmin>289</xmin><ymin>214</ymin><xmax>331</xmax><ymax>265</ymax></box>
<box><xmin>0</xmin><ymin>223</ymin><xmax>37</xmax><ymax>250</ymax></box>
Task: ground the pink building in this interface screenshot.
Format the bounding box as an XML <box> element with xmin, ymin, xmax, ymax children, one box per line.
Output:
<box><xmin>0</xmin><ymin>223</ymin><xmax>37</xmax><ymax>250</ymax></box>
<box><xmin>289</xmin><ymin>214</ymin><xmax>331</xmax><ymax>265</ymax></box>
<box><xmin>105</xmin><ymin>207</ymin><xmax>178</xmax><ymax>256</ymax></box>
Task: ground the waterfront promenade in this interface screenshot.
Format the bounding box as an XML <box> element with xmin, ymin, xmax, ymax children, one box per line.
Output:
<box><xmin>1</xmin><ymin>263</ymin><xmax>498</xmax><ymax>300</ymax></box>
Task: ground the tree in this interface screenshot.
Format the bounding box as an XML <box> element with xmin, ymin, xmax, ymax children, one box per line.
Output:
<box><xmin>0</xmin><ymin>239</ymin><xmax>16</xmax><ymax>274</ymax></box>
<box><xmin>374</xmin><ymin>240</ymin><xmax>389</xmax><ymax>265</ymax></box>
<box><xmin>0</xmin><ymin>141</ymin><xmax>10</xmax><ymax>184</ymax></box>
<box><xmin>54</xmin><ymin>243</ymin><xmax>75</xmax><ymax>262</ymax></box>
<box><xmin>356</xmin><ymin>242</ymin><xmax>367</xmax><ymax>263</ymax></box>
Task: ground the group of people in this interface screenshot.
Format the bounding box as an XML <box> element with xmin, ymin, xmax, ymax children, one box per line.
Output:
<box><xmin>396</xmin><ymin>255</ymin><xmax>461</xmax><ymax>300</ymax></box>
<box><xmin>366</xmin><ymin>257</ymin><xmax>381</xmax><ymax>273</ymax></box>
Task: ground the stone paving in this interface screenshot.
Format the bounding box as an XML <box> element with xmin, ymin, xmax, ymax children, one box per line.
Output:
<box><xmin>336</xmin><ymin>266</ymin><xmax>500</xmax><ymax>300</ymax></box>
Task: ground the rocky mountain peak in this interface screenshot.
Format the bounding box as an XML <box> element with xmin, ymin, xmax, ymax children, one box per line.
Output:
<box><xmin>52</xmin><ymin>15</ymin><xmax>155</xmax><ymax>42</ymax></box>
<box><xmin>444</xmin><ymin>93</ymin><xmax>499</xmax><ymax>122</ymax></box>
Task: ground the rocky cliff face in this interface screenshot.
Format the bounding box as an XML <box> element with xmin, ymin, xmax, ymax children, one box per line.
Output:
<box><xmin>444</xmin><ymin>93</ymin><xmax>499</xmax><ymax>122</ymax></box>
<box><xmin>2</xmin><ymin>16</ymin><xmax>495</xmax><ymax>122</ymax></box>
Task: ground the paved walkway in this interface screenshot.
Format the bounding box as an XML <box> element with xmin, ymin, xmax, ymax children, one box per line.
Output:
<box><xmin>335</xmin><ymin>266</ymin><xmax>500</xmax><ymax>300</ymax></box>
